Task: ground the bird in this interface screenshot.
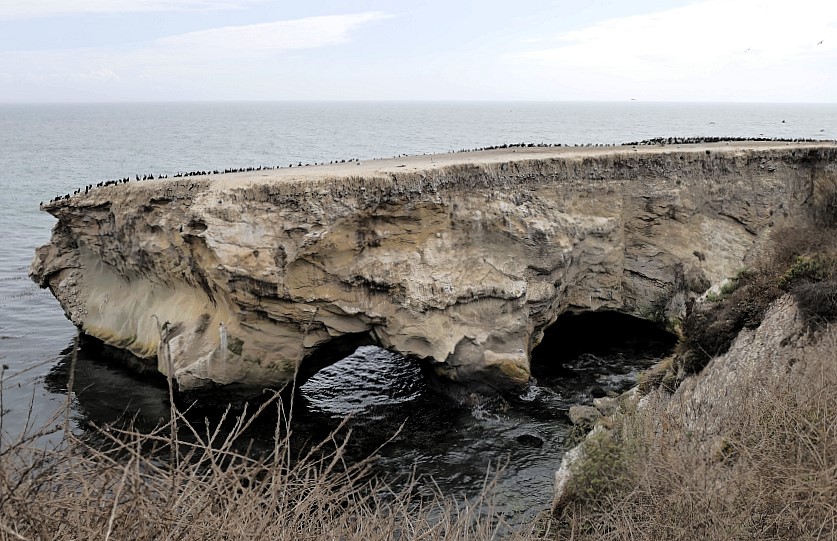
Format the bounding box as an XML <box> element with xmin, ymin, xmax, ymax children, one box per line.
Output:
<box><xmin>817</xmin><ymin>40</ymin><xmax>824</xmax><ymax>45</ymax></box>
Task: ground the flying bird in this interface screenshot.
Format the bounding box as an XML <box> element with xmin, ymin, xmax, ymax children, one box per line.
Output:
<box><xmin>817</xmin><ymin>40</ymin><xmax>824</xmax><ymax>45</ymax></box>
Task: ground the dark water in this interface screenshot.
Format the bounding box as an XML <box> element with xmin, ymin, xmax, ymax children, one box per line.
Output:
<box><xmin>41</xmin><ymin>319</ymin><xmax>674</xmax><ymax>524</ymax></box>
<box><xmin>1</xmin><ymin>101</ymin><xmax>835</xmax><ymax>522</ymax></box>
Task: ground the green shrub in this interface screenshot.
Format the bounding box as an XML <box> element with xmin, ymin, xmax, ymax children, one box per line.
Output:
<box><xmin>719</xmin><ymin>268</ymin><xmax>749</xmax><ymax>296</ymax></box>
<box><xmin>792</xmin><ymin>281</ymin><xmax>837</xmax><ymax>326</ymax></box>
<box><xmin>779</xmin><ymin>256</ymin><xmax>833</xmax><ymax>290</ymax></box>
<box><xmin>566</xmin><ymin>429</ymin><xmax>634</xmax><ymax>503</ymax></box>
<box><xmin>776</xmin><ymin>255</ymin><xmax>837</xmax><ymax>327</ymax></box>
<box><xmin>676</xmin><ymin>268</ymin><xmax>780</xmax><ymax>376</ymax></box>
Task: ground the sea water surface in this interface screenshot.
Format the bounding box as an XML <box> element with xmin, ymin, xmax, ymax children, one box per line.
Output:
<box><xmin>1</xmin><ymin>101</ymin><xmax>835</xmax><ymax>522</ymax></box>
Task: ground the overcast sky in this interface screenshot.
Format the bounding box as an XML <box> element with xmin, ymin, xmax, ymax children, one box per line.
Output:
<box><xmin>0</xmin><ymin>0</ymin><xmax>834</xmax><ymax>102</ymax></box>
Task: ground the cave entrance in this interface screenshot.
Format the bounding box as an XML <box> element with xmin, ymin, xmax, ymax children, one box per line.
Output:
<box><xmin>530</xmin><ymin>311</ymin><xmax>676</xmax><ymax>399</ymax></box>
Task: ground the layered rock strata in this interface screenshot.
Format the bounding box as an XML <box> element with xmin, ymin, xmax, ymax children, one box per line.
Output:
<box><xmin>30</xmin><ymin>143</ymin><xmax>837</xmax><ymax>394</ymax></box>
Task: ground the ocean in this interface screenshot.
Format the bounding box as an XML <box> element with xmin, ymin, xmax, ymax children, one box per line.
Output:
<box><xmin>1</xmin><ymin>101</ymin><xmax>835</xmax><ymax>522</ymax></box>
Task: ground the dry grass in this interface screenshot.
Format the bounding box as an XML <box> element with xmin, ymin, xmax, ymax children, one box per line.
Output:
<box><xmin>0</xmin><ymin>350</ymin><xmax>539</xmax><ymax>541</ymax></box>
<box><xmin>552</xmin><ymin>328</ymin><xmax>837</xmax><ymax>541</ymax></box>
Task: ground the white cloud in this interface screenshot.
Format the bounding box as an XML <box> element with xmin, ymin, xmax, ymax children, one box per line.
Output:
<box><xmin>0</xmin><ymin>12</ymin><xmax>391</xmax><ymax>100</ymax></box>
<box><xmin>156</xmin><ymin>12</ymin><xmax>390</xmax><ymax>55</ymax></box>
<box><xmin>0</xmin><ymin>0</ymin><xmax>266</xmax><ymax>20</ymax></box>
<box><xmin>508</xmin><ymin>0</ymin><xmax>837</xmax><ymax>84</ymax></box>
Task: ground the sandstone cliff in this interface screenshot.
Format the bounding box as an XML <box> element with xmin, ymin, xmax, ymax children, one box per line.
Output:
<box><xmin>30</xmin><ymin>142</ymin><xmax>837</xmax><ymax>394</ymax></box>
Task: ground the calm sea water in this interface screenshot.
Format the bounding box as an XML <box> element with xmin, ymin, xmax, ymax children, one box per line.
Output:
<box><xmin>1</xmin><ymin>101</ymin><xmax>835</xmax><ymax>522</ymax></box>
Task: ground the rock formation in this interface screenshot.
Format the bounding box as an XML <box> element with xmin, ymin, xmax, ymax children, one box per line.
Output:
<box><xmin>30</xmin><ymin>142</ymin><xmax>837</xmax><ymax>395</ymax></box>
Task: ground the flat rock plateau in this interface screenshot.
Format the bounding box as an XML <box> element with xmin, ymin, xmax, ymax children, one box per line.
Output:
<box><xmin>30</xmin><ymin>142</ymin><xmax>837</xmax><ymax>395</ymax></box>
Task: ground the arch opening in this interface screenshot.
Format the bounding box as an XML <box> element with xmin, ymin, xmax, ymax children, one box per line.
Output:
<box><xmin>530</xmin><ymin>310</ymin><xmax>677</xmax><ymax>399</ymax></box>
<box><xmin>298</xmin><ymin>344</ymin><xmax>427</xmax><ymax>416</ymax></box>
<box><xmin>292</xmin><ymin>330</ymin><xmax>433</xmax><ymax>416</ymax></box>
<box><xmin>294</xmin><ymin>332</ymin><xmax>376</xmax><ymax>387</ymax></box>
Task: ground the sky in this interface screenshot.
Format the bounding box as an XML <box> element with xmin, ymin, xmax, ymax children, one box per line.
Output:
<box><xmin>0</xmin><ymin>0</ymin><xmax>834</xmax><ymax>102</ymax></box>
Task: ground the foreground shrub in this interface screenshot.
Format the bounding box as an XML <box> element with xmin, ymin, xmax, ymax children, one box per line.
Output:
<box><xmin>553</xmin><ymin>329</ymin><xmax>837</xmax><ymax>540</ymax></box>
<box><xmin>564</xmin><ymin>429</ymin><xmax>633</xmax><ymax>503</ymax></box>
<box><xmin>0</xmin><ymin>374</ymin><xmax>533</xmax><ymax>540</ymax></box>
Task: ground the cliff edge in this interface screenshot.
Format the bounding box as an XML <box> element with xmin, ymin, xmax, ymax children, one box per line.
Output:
<box><xmin>30</xmin><ymin>142</ymin><xmax>837</xmax><ymax>394</ymax></box>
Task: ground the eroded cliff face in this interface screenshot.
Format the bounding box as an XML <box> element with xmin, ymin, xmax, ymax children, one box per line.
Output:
<box><xmin>30</xmin><ymin>143</ymin><xmax>837</xmax><ymax>394</ymax></box>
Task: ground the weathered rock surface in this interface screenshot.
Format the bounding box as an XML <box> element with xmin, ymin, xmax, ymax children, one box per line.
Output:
<box><xmin>30</xmin><ymin>142</ymin><xmax>837</xmax><ymax>395</ymax></box>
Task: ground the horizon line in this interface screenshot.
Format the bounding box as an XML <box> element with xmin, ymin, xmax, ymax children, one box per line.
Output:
<box><xmin>2</xmin><ymin>99</ymin><xmax>837</xmax><ymax>106</ymax></box>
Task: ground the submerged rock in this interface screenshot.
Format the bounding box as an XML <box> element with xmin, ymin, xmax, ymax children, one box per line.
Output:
<box><xmin>29</xmin><ymin>143</ymin><xmax>837</xmax><ymax>396</ymax></box>
<box><xmin>515</xmin><ymin>433</ymin><xmax>545</xmax><ymax>447</ymax></box>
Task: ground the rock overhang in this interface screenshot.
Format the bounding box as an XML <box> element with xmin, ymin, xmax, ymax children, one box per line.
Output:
<box><xmin>30</xmin><ymin>142</ymin><xmax>837</xmax><ymax>396</ymax></box>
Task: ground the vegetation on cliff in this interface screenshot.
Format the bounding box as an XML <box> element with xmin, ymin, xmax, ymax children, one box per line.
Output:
<box><xmin>550</xmin><ymin>177</ymin><xmax>837</xmax><ymax>540</ymax></box>
<box><xmin>675</xmin><ymin>175</ymin><xmax>837</xmax><ymax>379</ymax></box>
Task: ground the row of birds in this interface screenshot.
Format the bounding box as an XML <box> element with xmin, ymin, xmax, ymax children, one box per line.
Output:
<box><xmin>452</xmin><ymin>136</ymin><xmax>826</xmax><ymax>153</ymax></box>
<box><xmin>623</xmin><ymin>136</ymin><xmax>825</xmax><ymax>146</ymax></box>
<box><xmin>41</xmin><ymin>137</ymin><xmax>829</xmax><ymax>206</ymax></box>
<box><xmin>44</xmin><ymin>175</ymin><xmax>168</xmax><ymax>204</ymax></box>
<box><xmin>41</xmin><ymin>160</ymin><xmax>365</xmax><ymax>205</ymax></box>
